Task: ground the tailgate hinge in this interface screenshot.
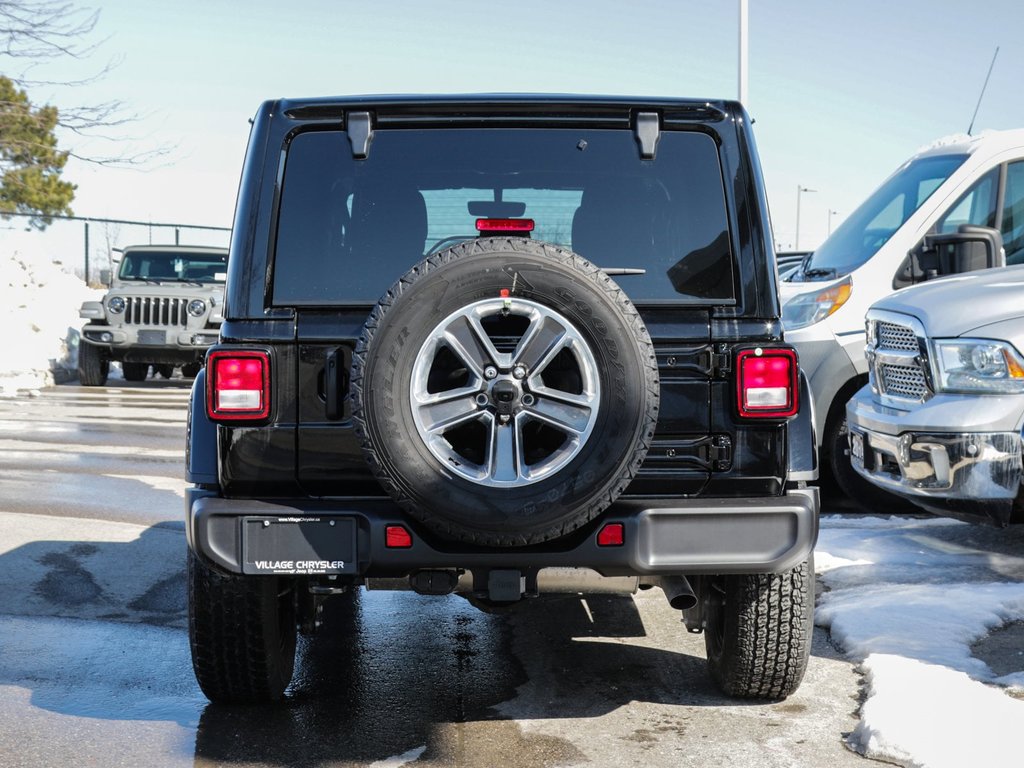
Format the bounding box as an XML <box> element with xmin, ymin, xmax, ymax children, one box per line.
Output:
<box><xmin>704</xmin><ymin>344</ymin><xmax>732</xmax><ymax>378</ymax></box>
<box><xmin>704</xmin><ymin>435</ymin><xmax>733</xmax><ymax>471</ymax></box>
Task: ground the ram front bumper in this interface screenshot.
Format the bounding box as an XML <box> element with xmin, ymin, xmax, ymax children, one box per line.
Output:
<box><xmin>847</xmin><ymin>388</ymin><xmax>1023</xmax><ymax>524</ymax></box>
<box><xmin>186</xmin><ymin>489</ymin><xmax>819</xmax><ymax>579</ymax></box>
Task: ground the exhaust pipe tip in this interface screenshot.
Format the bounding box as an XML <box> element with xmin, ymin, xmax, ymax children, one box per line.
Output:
<box><xmin>657</xmin><ymin>575</ymin><xmax>697</xmax><ymax>611</ymax></box>
<box><xmin>669</xmin><ymin>591</ymin><xmax>698</xmax><ymax>611</ymax></box>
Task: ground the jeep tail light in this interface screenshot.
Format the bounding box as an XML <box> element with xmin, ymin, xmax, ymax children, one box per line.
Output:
<box><xmin>475</xmin><ymin>218</ymin><xmax>535</xmax><ymax>232</ymax></box>
<box><xmin>736</xmin><ymin>348</ymin><xmax>799</xmax><ymax>418</ymax></box>
<box><xmin>206</xmin><ymin>350</ymin><xmax>271</xmax><ymax>421</ymax></box>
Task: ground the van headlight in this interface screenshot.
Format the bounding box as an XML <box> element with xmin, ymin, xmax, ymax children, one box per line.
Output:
<box><xmin>781</xmin><ymin>276</ymin><xmax>852</xmax><ymax>331</ymax></box>
<box><xmin>932</xmin><ymin>339</ymin><xmax>1024</xmax><ymax>394</ymax></box>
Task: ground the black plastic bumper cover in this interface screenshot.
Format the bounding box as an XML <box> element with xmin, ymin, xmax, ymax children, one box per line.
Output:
<box><xmin>187</xmin><ymin>488</ymin><xmax>819</xmax><ymax>578</ymax></box>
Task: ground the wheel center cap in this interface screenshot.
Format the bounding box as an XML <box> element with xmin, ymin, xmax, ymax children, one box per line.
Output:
<box><xmin>491</xmin><ymin>379</ymin><xmax>518</xmax><ymax>404</ymax></box>
<box><xmin>489</xmin><ymin>379</ymin><xmax>522</xmax><ymax>420</ymax></box>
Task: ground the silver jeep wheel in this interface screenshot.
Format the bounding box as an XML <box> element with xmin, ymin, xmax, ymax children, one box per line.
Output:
<box><xmin>410</xmin><ymin>297</ymin><xmax>600</xmax><ymax>488</ymax></box>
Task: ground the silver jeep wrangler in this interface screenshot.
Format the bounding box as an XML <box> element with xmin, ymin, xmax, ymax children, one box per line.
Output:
<box><xmin>77</xmin><ymin>245</ymin><xmax>228</xmax><ymax>385</ymax></box>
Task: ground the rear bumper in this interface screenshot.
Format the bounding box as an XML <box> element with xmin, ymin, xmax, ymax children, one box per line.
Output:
<box><xmin>186</xmin><ymin>488</ymin><xmax>819</xmax><ymax>578</ymax></box>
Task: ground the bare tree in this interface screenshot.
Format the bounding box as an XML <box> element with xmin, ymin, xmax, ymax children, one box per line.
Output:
<box><xmin>1</xmin><ymin>0</ymin><xmax>165</xmax><ymax>167</ymax></box>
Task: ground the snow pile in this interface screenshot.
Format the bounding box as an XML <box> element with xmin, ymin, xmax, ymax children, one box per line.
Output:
<box><xmin>854</xmin><ymin>654</ymin><xmax>1024</xmax><ymax>768</ymax></box>
<box><xmin>0</xmin><ymin>251</ymin><xmax>102</xmax><ymax>395</ymax></box>
<box><xmin>816</xmin><ymin>515</ymin><xmax>1024</xmax><ymax>767</ymax></box>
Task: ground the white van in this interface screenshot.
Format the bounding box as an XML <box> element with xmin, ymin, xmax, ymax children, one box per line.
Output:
<box><xmin>780</xmin><ymin>129</ymin><xmax>1024</xmax><ymax>507</ymax></box>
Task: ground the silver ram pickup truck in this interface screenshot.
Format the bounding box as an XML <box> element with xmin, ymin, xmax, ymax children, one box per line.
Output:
<box><xmin>78</xmin><ymin>245</ymin><xmax>227</xmax><ymax>385</ymax></box>
<box><xmin>846</xmin><ymin>265</ymin><xmax>1024</xmax><ymax>525</ymax></box>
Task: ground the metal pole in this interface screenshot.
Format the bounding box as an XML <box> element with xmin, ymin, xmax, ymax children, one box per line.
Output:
<box><xmin>175</xmin><ymin>227</ymin><xmax>180</xmax><ymax>245</ymax></box>
<box><xmin>795</xmin><ymin>185</ymin><xmax>816</xmax><ymax>250</ymax></box>
<box><xmin>795</xmin><ymin>185</ymin><xmax>801</xmax><ymax>250</ymax></box>
<box><xmin>738</xmin><ymin>0</ymin><xmax>749</xmax><ymax>105</ymax></box>
<box><xmin>84</xmin><ymin>221</ymin><xmax>90</xmax><ymax>285</ymax></box>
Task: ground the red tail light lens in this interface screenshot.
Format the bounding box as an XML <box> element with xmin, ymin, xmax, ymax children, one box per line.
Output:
<box><xmin>475</xmin><ymin>218</ymin><xmax>535</xmax><ymax>232</ymax></box>
<box><xmin>206</xmin><ymin>350</ymin><xmax>271</xmax><ymax>421</ymax></box>
<box><xmin>736</xmin><ymin>348</ymin><xmax>799</xmax><ymax>418</ymax></box>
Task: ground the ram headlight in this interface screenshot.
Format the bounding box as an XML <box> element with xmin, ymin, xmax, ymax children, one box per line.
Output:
<box><xmin>107</xmin><ymin>296</ymin><xmax>126</xmax><ymax>314</ymax></box>
<box><xmin>187</xmin><ymin>299</ymin><xmax>207</xmax><ymax>318</ymax></box>
<box><xmin>932</xmin><ymin>339</ymin><xmax>1024</xmax><ymax>394</ymax></box>
<box><xmin>781</xmin><ymin>276</ymin><xmax>852</xmax><ymax>331</ymax></box>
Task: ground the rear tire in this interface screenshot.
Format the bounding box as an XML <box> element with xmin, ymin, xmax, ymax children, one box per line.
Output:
<box><xmin>704</xmin><ymin>556</ymin><xmax>814</xmax><ymax>700</ymax></box>
<box><xmin>122</xmin><ymin>362</ymin><xmax>149</xmax><ymax>382</ymax></box>
<box><xmin>188</xmin><ymin>549</ymin><xmax>297</xmax><ymax>703</ymax></box>
<box><xmin>77</xmin><ymin>342</ymin><xmax>109</xmax><ymax>386</ymax></box>
<box><xmin>155</xmin><ymin>363</ymin><xmax>175</xmax><ymax>379</ymax></box>
<box><xmin>182</xmin><ymin>362</ymin><xmax>202</xmax><ymax>378</ymax></box>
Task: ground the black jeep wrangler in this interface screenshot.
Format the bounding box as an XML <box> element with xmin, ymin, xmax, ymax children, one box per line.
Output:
<box><xmin>185</xmin><ymin>95</ymin><xmax>819</xmax><ymax>704</ymax></box>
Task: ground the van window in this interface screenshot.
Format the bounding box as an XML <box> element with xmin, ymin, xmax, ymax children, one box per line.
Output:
<box><xmin>271</xmin><ymin>128</ymin><xmax>735</xmax><ymax>305</ymax></box>
<box><xmin>937</xmin><ymin>168</ymin><xmax>998</xmax><ymax>233</ymax></box>
<box><xmin>794</xmin><ymin>154</ymin><xmax>967</xmax><ymax>279</ymax></box>
<box><xmin>1001</xmin><ymin>161</ymin><xmax>1024</xmax><ymax>265</ymax></box>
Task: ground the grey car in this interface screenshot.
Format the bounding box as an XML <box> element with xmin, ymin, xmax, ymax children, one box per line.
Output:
<box><xmin>78</xmin><ymin>245</ymin><xmax>227</xmax><ymax>385</ymax></box>
<box><xmin>846</xmin><ymin>265</ymin><xmax>1024</xmax><ymax>525</ymax></box>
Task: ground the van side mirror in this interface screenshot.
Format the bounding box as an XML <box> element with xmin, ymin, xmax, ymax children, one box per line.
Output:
<box><xmin>99</xmin><ymin>269</ymin><xmax>112</xmax><ymax>286</ymax></box>
<box><xmin>893</xmin><ymin>225</ymin><xmax>1004</xmax><ymax>289</ymax></box>
<box><xmin>925</xmin><ymin>225</ymin><xmax>1004</xmax><ymax>275</ymax></box>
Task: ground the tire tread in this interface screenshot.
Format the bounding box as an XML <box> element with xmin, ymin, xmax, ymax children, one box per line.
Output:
<box><xmin>187</xmin><ymin>550</ymin><xmax>295</xmax><ymax>703</ymax></box>
<box><xmin>705</xmin><ymin>558</ymin><xmax>813</xmax><ymax>699</ymax></box>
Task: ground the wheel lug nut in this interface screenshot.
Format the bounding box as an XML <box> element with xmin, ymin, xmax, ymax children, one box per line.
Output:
<box><xmin>476</xmin><ymin>393</ymin><xmax>490</xmax><ymax>406</ymax></box>
<box><xmin>484</xmin><ymin>366</ymin><xmax>498</xmax><ymax>380</ymax></box>
<box><xmin>522</xmin><ymin>393</ymin><xmax>535</xmax><ymax>406</ymax></box>
<box><xmin>512</xmin><ymin>364</ymin><xmax>528</xmax><ymax>380</ymax></box>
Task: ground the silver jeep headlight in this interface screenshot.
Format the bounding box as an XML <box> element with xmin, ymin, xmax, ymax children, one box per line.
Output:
<box><xmin>187</xmin><ymin>299</ymin><xmax>207</xmax><ymax>317</ymax></box>
<box><xmin>107</xmin><ymin>296</ymin><xmax>126</xmax><ymax>314</ymax></box>
<box><xmin>932</xmin><ymin>338</ymin><xmax>1024</xmax><ymax>394</ymax></box>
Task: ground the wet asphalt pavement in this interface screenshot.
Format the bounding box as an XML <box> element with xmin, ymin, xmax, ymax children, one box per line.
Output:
<box><xmin>0</xmin><ymin>381</ymin><xmax>875</xmax><ymax>768</ymax></box>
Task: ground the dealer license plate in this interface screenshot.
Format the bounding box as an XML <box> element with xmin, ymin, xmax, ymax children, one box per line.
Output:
<box><xmin>850</xmin><ymin>431</ymin><xmax>865</xmax><ymax>467</ymax></box>
<box><xmin>242</xmin><ymin>516</ymin><xmax>357</xmax><ymax>575</ymax></box>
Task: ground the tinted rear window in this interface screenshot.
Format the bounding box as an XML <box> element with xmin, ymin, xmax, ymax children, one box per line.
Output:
<box><xmin>273</xmin><ymin>127</ymin><xmax>734</xmax><ymax>305</ymax></box>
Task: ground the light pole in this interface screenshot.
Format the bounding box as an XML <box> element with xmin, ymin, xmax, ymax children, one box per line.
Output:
<box><xmin>796</xmin><ymin>185</ymin><xmax>816</xmax><ymax>250</ymax></box>
<box><xmin>828</xmin><ymin>209</ymin><xmax>839</xmax><ymax>236</ymax></box>
<box><xmin>738</xmin><ymin>0</ymin><xmax>748</xmax><ymax>104</ymax></box>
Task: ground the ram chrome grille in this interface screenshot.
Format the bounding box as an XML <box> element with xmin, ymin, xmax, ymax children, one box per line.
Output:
<box><xmin>124</xmin><ymin>297</ymin><xmax>187</xmax><ymax>327</ymax></box>
<box><xmin>868</xmin><ymin>315</ymin><xmax>932</xmax><ymax>402</ymax></box>
<box><xmin>879</xmin><ymin>364</ymin><xmax>929</xmax><ymax>399</ymax></box>
<box><xmin>877</xmin><ymin>321</ymin><xmax>918</xmax><ymax>351</ymax></box>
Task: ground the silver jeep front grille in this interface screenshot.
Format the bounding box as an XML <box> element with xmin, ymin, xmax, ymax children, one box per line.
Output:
<box><xmin>124</xmin><ymin>296</ymin><xmax>187</xmax><ymax>327</ymax></box>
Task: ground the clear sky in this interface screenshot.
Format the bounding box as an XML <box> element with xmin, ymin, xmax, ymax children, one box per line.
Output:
<box><xmin>5</xmin><ymin>0</ymin><xmax>1024</xmax><ymax>261</ymax></box>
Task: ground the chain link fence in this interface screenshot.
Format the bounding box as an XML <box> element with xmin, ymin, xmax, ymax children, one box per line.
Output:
<box><xmin>1</xmin><ymin>213</ymin><xmax>231</xmax><ymax>286</ymax></box>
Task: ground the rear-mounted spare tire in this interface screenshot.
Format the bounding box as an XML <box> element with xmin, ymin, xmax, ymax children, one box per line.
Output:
<box><xmin>352</xmin><ymin>238</ymin><xmax>660</xmax><ymax>546</ymax></box>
